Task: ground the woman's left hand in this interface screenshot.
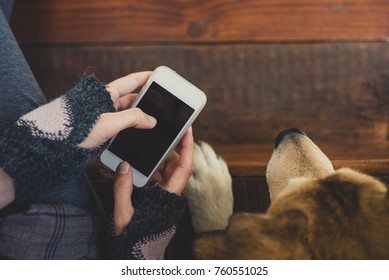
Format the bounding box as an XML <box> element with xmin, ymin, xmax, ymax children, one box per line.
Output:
<box><xmin>111</xmin><ymin>127</ymin><xmax>194</xmax><ymax>235</ymax></box>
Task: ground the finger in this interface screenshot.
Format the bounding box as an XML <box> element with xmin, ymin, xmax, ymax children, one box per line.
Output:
<box><xmin>177</xmin><ymin>126</ymin><xmax>195</xmax><ymax>171</ymax></box>
<box><xmin>164</xmin><ymin>150</ymin><xmax>179</xmax><ymax>167</ymax></box>
<box><xmin>162</xmin><ymin>150</ymin><xmax>180</xmax><ymax>173</ymax></box>
<box><xmin>113</xmin><ymin>161</ymin><xmax>135</xmax><ymax>236</ymax></box>
<box><xmin>100</xmin><ymin>108</ymin><xmax>157</xmax><ymax>138</ymax></box>
<box><xmin>158</xmin><ymin>151</ymin><xmax>179</xmax><ymax>182</ymax></box>
<box><xmin>164</xmin><ymin>127</ymin><xmax>194</xmax><ymax>194</ymax></box>
<box><xmin>151</xmin><ymin>170</ymin><xmax>163</xmax><ymax>185</ymax></box>
<box><xmin>117</xmin><ymin>93</ymin><xmax>138</xmax><ymax>111</ymax></box>
<box><xmin>116</xmin><ymin>108</ymin><xmax>157</xmax><ymax>129</ymax></box>
<box><xmin>108</xmin><ymin>71</ymin><xmax>152</xmax><ymax>98</ymax></box>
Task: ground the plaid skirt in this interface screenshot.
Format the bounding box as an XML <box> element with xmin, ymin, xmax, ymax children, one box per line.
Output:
<box><xmin>0</xmin><ymin>203</ymin><xmax>102</xmax><ymax>259</ymax></box>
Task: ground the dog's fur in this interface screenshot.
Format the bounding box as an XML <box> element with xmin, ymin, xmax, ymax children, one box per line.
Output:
<box><xmin>184</xmin><ymin>129</ymin><xmax>389</xmax><ymax>259</ymax></box>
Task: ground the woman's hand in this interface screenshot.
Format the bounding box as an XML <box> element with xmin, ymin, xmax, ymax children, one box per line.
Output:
<box><xmin>152</xmin><ymin>127</ymin><xmax>195</xmax><ymax>195</ymax></box>
<box><xmin>78</xmin><ymin>72</ymin><xmax>157</xmax><ymax>149</ymax></box>
<box><xmin>112</xmin><ymin>127</ymin><xmax>194</xmax><ymax>235</ymax></box>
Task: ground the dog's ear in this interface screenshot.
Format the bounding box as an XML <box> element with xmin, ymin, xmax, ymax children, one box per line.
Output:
<box><xmin>193</xmin><ymin>209</ymin><xmax>310</xmax><ymax>259</ymax></box>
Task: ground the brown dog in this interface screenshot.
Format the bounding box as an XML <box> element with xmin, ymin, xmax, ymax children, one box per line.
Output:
<box><xmin>184</xmin><ymin>129</ymin><xmax>389</xmax><ymax>259</ymax></box>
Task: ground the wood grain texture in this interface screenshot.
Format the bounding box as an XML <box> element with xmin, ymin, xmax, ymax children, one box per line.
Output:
<box><xmin>11</xmin><ymin>0</ymin><xmax>389</xmax><ymax>44</ymax></box>
<box><xmin>21</xmin><ymin>42</ymin><xmax>389</xmax><ymax>147</ymax></box>
<box><xmin>213</xmin><ymin>141</ymin><xmax>389</xmax><ymax>176</ymax></box>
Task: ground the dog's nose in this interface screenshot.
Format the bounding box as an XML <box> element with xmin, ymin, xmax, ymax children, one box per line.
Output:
<box><xmin>274</xmin><ymin>128</ymin><xmax>305</xmax><ymax>148</ymax></box>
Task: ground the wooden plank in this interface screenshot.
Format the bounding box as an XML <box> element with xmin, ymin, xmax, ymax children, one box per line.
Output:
<box><xmin>21</xmin><ymin>42</ymin><xmax>389</xmax><ymax>148</ymax></box>
<box><xmin>232</xmin><ymin>176</ymin><xmax>270</xmax><ymax>213</ymax></box>
<box><xmin>11</xmin><ymin>0</ymin><xmax>389</xmax><ymax>44</ymax></box>
<box><xmin>213</xmin><ymin>141</ymin><xmax>389</xmax><ymax>176</ymax></box>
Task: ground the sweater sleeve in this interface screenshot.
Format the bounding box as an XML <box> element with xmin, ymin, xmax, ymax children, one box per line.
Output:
<box><xmin>0</xmin><ymin>75</ymin><xmax>115</xmax><ymax>204</ymax></box>
<box><xmin>107</xmin><ymin>184</ymin><xmax>188</xmax><ymax>260</ymax></box>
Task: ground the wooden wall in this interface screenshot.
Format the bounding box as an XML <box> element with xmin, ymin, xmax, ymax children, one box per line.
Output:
<box><xmin>11</xmin><ymin>0</ymin><xmax>389</xmax><ymax>44</ymax></box>
<box><xmin>10</xmin><ymin>0</ymin><xmax>389</xmax><ymax>257</ymax></box>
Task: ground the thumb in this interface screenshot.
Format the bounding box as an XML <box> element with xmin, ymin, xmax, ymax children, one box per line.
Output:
<box><xmin>113</xmin><ymin>161</ymin><xmax>135</xmax><ymax>236</ymax></box>
<box><xmin>112</xmin><ymin>107</ymin><xmax>157</xmax><ymax>131</ymax></box>
<box><xmin>100</xmin><ymin>108</ymin><xmax>157</xmax><ymax>140</ymax></box>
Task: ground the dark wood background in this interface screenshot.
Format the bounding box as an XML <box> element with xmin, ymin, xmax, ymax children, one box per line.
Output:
<box><xmin>10</xmin><ymin>0</ymin><xmax>389</xmax><ymax>258</ymax></box>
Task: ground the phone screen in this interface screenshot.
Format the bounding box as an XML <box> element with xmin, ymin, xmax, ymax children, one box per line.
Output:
<box><xmin>107</xmin><ymin>81</ymin><xmax>195</xmax><ymax>176</ymax></box>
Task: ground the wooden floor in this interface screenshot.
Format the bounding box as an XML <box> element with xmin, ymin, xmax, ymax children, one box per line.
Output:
<box><xmin>10</xmin><ymin>0</ymin><xmax>389</xmax><ymax>258</ymax></box>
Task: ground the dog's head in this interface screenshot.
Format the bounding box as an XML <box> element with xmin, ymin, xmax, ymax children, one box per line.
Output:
<box><xmin>266</xmin><ymin>128</ymin><xmax>334</xmax><ymax>199</ymax></box>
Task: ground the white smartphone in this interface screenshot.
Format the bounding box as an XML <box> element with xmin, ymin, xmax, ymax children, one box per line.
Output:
<box><xmin>100</xmin><ymin>66</ymin><xmax>207</xmax><ymax>187</ymax></box>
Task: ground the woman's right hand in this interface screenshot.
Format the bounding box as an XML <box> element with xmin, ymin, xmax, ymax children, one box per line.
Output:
<box><xmin>78</xmin><ymin>72</ymin><xmax>157</xmax><ymax>149</ymax></box>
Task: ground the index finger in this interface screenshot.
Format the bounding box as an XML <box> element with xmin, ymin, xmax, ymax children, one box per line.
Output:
<box><xmin>164</xmin><ymin>127</ymin><xmax>194</xmax><ymax>194</ymax></box>
<box><xmin>108</xmin><ymin>71</ymin><xmax>152</xmax><ymax>98</ymax></box>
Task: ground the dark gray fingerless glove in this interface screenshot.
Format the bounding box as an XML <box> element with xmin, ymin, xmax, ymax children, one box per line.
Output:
<box><xmin>0</xmin><ymin>75</ymin><xmax>115</xmax><ymax>205</ymax></box>
<box><xmin>107</xmin><ymin>185</ymin><xmax>188</xmax><ymax>260</ymax></box>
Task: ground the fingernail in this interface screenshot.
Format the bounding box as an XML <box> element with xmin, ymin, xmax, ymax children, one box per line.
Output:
<box><xmin>117</xmin><ymin>162</ymin><xmax>130</xmax><ymax>174</ymax></box>
<box><xmin>148</xmin><ymin>115</ymin><xmax>157</xmax><ymax>126</ymax></box>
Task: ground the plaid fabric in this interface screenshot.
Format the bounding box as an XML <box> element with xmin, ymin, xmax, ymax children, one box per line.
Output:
<box><xmin>0</xmin><ymin>203</ymin><xmax>100</xmax><ymax>259</ymax></box>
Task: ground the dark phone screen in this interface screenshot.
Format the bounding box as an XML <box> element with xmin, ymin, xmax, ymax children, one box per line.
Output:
<box><xmin>108</xmin><ymin>81</ymin><xmax>195</xmax><ymax>176</ymax></box>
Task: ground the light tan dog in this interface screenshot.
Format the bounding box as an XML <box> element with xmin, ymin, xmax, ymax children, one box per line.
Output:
<box><xmin>184</xmin><ymin>129</ymin><xmax>389</xmax><ymax>259</ymax></box>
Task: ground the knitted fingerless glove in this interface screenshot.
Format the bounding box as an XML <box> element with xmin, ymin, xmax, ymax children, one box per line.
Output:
<box><xmin>0</xmin><ymin>75</ymin><xmax>115</xmax><ymax>205</ymax></box>
<box><xmin>107</xmin><ymin>185</ymin><xmax>188</xmax><ymax>259</ymax></box>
